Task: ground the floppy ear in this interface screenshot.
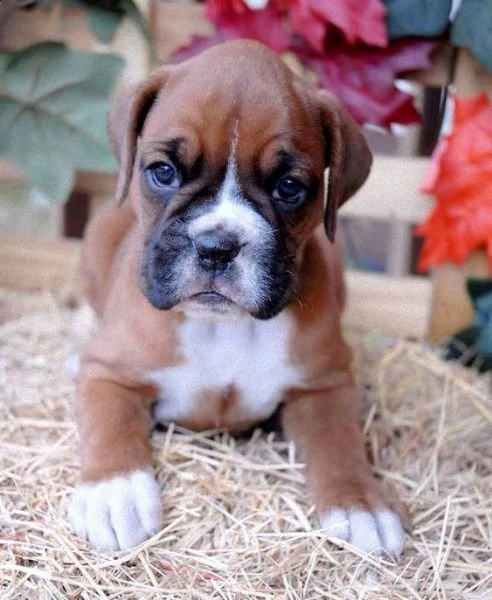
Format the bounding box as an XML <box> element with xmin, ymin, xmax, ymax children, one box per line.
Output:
<box><xmin>107</xmin><ymin>68</ymin><xmax>170</xmax><ymax>204</ymax></box>
<box><xmin>316</xmin><ymin>90</ymin><xmax>372</xmax><ymax>242</ymax></box>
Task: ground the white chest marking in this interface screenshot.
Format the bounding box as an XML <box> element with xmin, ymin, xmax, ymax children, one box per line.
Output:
<box><xmin>148</xmin><ymin>312</ymin><xmax>302</xmax><ymax>424</ymax></box>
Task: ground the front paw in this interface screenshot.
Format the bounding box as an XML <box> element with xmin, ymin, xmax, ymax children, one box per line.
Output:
<box><xmin>321</xmin><ymin>507</ymin><xmax>405</xmax><ymax>558</ymax></box>
<box><xmin>68</xmin><ymin>469</ymin><xmax>161</xmax><ymax>552</ymax></box>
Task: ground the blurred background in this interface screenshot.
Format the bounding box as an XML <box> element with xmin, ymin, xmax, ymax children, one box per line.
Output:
<box><xmin>1</xmin><ymin>0</ymin><xmax>491</xmax><ymax>345</ymax></box>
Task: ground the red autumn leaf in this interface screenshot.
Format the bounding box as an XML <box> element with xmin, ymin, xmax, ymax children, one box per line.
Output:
<box><xmin>203</xmin><ymin>0</ymin><xmax>387</xmax><ymax>55</ymax></box>
<box><xmin>301</xmin><ymin>39</ymin><xmax>435</xmax><ymax>127</ymax></box>
<box><xmin>173</xmin><ymin>4</ymin><xmax>433</xmax><ymax>129</ymax></box>
<box><xmin>417</xmin><ymin>94</ymin><xmax>492</xmax><ymax>271</ymax></box>
<box><xmin>284</xmin><ymin>0</ymin><xmax>387</xmax><ymax>52</ymax></box>
<box><xmin>204</xmin><ymin>0</ymin><xmax>290</xmax><ymax>52</ymax></box>
<box><xmin>284</xmin><ymin>1</ymin><xmax>327</xmax><ymax>52</ymax></box>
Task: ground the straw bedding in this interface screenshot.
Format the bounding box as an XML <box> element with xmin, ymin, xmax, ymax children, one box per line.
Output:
<box><xmin>1</xmin><ymin>289</ymin><xmax>491</xmax><ymax>599</ymax></box>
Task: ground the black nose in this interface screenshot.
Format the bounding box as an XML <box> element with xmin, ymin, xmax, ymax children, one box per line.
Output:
<box><xmin>194</xmin><ymin>232</ymin><xmax>241</xmax><ymax>271</ymax></box>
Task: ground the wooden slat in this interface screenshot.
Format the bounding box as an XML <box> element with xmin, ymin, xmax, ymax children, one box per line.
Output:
<box><xmin>344</xmin><ymin>270</ymin><xmax>432</xmax><ymax>339</ymax></box>
<box><xmin>454</xmin><ymin>49</ymin><xmax>492</xmax><ymax>100</ymax></box>
<box><xmin>0</xmin><ymin>162</ymin><xmax>116</xmax><ymax>198</ymax></box>
<box><xmin>1</xmin><ymin>2</ymin><xmax>99</xmax><ymax>52</ymax></box>
<box><xmin>340</xmin><ymin>155</ymin><xmax>433</xmax><ymax>223</ymax></box>
<box><xmin>339</xmin><ymin>156</ymin><xmax>433</xmax><ymax>277</ymax></box>
<box><xmin>0</xmin><ymin>236</ymin><xmax>81</xmax><ymax>292</ymax></box>
<box><xmin>428</xmin><ymin>252</ymin><xmax>490</xmax><ymax>343</ymax></box>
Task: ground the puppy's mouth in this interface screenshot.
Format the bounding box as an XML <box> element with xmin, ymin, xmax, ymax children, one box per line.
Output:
<box><xmin>191</xmin><ymin>291</ymin><xmax>234</xmax><ymax>307</ymax></box>
<box><xmin>177</xmin><ymin>290</ymin><xmax>243</xmax><ymax>318</ymax></box>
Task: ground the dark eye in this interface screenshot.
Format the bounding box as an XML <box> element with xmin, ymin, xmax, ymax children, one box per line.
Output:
<box><xmin>146</xmin><ymin>162</ymin><xmax>180</xmax><ymax>190</ymax></box>
<box><xmin>272</xmin><ymin>176</ymin><xmax>307</xmax><ymax>207</ymax></box>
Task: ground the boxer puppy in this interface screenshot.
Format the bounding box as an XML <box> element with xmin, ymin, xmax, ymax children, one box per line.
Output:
<box><xmin>68</xmin><ymin>40</ymin><xmax>405</xmax><ymax>556</ymax></box>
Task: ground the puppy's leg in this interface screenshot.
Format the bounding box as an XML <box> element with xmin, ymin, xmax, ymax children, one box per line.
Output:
<box><xmin>282</xmin><ymin>382</ymin><xmax>405</xmax><ymax>558</ymax></box>
<box><xmin>68</xmin><ymin>372</ymin><xmax>161</xmax><ymax>552</ymax></box>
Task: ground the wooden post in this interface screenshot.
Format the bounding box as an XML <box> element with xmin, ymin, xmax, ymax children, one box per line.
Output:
<box><xmin>426</xmin><ymin>49</ymin><xmax>492</xmax><ymax>342</ymax></box>
<box><xmin>428</xmin><ymin>253</ymin><xmax>490</xmax><ymax>343</ymax></box>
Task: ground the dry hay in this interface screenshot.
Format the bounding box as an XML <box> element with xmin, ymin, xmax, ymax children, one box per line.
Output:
<box><xmin>0</xmin><ymin>289</ymin><xmax>491</xmax><ymax>600</ymax></box>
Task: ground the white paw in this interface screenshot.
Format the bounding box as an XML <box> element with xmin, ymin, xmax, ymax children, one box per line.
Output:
<box><xmin>321</xmin><ymin>507</ymin><xmax>405</xmax><ymax>558</ymax></box>
<box><xmin>68</xmin><ymin>469</ymin><xmax>161</xmax><ymax>552</ymax></box>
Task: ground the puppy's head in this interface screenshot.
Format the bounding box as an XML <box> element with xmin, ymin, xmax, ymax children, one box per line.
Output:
<box><xmin>108</xmin><ymin>40</ymin><xmax>371</xmax><ymax>319</ymax></box>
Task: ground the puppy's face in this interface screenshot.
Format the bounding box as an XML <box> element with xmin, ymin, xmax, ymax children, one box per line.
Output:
<box><xmin>109</xmin><ymin>41</ymin><xmax>372</xmax><ymax>319</ymax></box>
<box><xmin>137</xmin><ymin>68</ymin><xmax>326</xmax><ymax>320</ymax></box>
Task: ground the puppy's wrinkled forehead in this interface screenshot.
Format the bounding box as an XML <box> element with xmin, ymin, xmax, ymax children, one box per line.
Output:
<box><xmin>140</xmin><ymin>45</ymin><xmax>321</xmax><ymax>170</ymax></box>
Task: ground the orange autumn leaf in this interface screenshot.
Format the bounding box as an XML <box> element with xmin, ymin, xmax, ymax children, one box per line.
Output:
<box><xmin>417</xmin><ymin>94</ymin><xmax>492</xmax><ymax>271</ymax></box>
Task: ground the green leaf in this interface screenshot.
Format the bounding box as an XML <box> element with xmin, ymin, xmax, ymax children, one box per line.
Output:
<box><xmin>0</xmin><ymin>54</ymin><xmax>10</xmax><ymax>73</ymax></box>
<box><xmin>65</xmin><ymin>0</ymin><xmax>124</xmax><ymax>44</ymax></box>
<box><xmin>475</xmin><ymin>288</ymin><xmax>492</xmax><ymax>359</ymax></box>
<box><xmin>478</xmin><ymin>321</ymin><xmax>492</xmax><ymax>359</ymax></box>
<box><xmin>84</xmin><ymin>3</ymin><xmax>124</xmax><ymax>44</ymax></box>
<box><xmin>383</xmin><ymin>0</ymin><xmax>451</xmax><ymax>39</ymax></box>
<box><xmin>0</xmin><ymin>42</ymin><xmax>124</xmax><ymax>202</ymax></box>
<box><xmin>467</xmin><ymin>279</ymin><xmax>492</xmax><ymax>315</ymax></box>
<box><xmin>451</xmin><ymin>0</ymin><xmax>492</xmax><ymax>72</ymax></box>
<box><xmin>64</xmin><ymin>0</ymin><xmax>153</xmax><ymax>48</ymax></box>
<box><xmin>14</xmin><ymin>0</ymin><xmax>55</xmax><ymax>7</ymax></box>
<box><xmin>446</xmin><ymin>278</ymin><xmax>492</xmax><ymax>371</ymax></box>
